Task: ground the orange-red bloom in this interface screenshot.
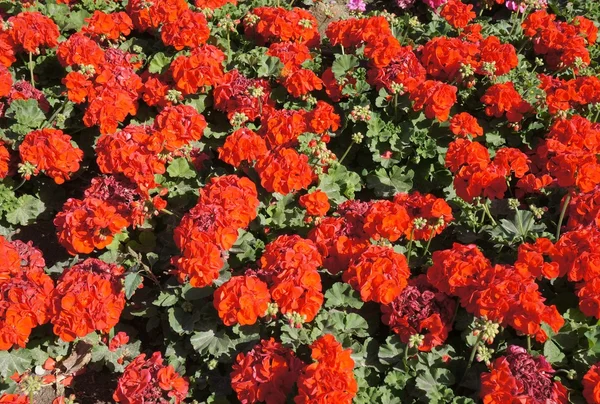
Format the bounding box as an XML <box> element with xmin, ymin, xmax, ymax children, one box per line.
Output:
<box><xmin>214</xmin><ymin>275</ymin><xmax>271</xmax><ymax>326</ymax></box>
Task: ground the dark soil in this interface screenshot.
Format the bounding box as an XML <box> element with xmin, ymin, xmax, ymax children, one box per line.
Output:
<box><xmin>67</xmin><ymin>371</ymin><xmax>118</xmax><ymax>404</ymax></box>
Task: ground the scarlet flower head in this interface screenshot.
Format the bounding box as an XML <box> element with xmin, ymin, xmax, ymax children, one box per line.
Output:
<box><xmin>19</xmin><ymin>129</ymin><xmax>83</xmax><ymax>184</ymax></box>
<box><xmin>0</xmin><ymin>237</ymin><xmax>53</xmax><ymax>350</ymax></box>
<box><xmin>295</xmin><ymin>334</ymin><xmax>357</xmax><ymax>404</ymax></box>
<box><xmin>449</xmin><ymin>112</ymin><xmax>484</xmax><ymax>138</ymax></box>
<box><xmin>410</xmin><ymin>80</ymin><xmax>457</xmax><ymax>122</ymax></box>
<box><xmin>299</xmin><ymin>190</ymin><xmax>330</xmax><ymax>217</ymax></box>
<box><xmin>481</xmin><ymin>82</ymin><xmax>532</xmax><ymax>122</ymax></box>
<box><xmin>583</xmin><ymin>363</ymin><xmax>600</xmax><ymax>404</ymax></box>
<box><xmin>256</xmin><ymin>148</ymin><xmax>314</xmax><ymax>195</ymax></box>
<box><xmin>114</xmin><ymin>352</ymin><xmax>188</xmax><ymax>403</ymax></box>
<box><xmin>214</xmin><ymin>275</ymin><xmax>271</xmax><ymax>326</ymax></box>
<box><xmin>440</xmin><ymin>0</ymin><xmax>475</xmax><ymax>29</ymax></box>
<box><xmin>231</xmin><ymin>338</ymin><xmax>304</xmax><ymax>404</ymax></box>
<box><xmin>54</xmin><ymin>197</ymin><xmax>129</xmax><ymax>255</ymax></box>
<box><xmin>218</xmin><ymin>128</ymin><xmax>268</xmax><ymax>168</ymax></box>
<box><xmin>82</xmin><ymin>11</ymin><xmax>133</xmax><ymax>41</ymax></box>
<box><xmin>50</xmin><ymin>258</ymin><xmax>125</xmax><ymax>342</ymax></box>
<box><xmin>343</xmin><ymin>245</ymin><xmax>410</xmax><ymax>305</ymax></box>
<box><xmin>7</xmin><ymin>12</ymin><xmax>59</xmax><ymax>54</ymax></box>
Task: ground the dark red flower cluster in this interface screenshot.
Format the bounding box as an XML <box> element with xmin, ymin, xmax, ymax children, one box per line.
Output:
<box><xmin>243</xmin><ymin>7</ymin><xmax>320</xmax><ymax>48</ymax></box>
<box><xmin>231</xmin><ymin>338</ymin><xmax>303</xmax><ymax>404</ymax></box>
<box><xmin>50</xmin><ymin>258</ymin><xmax>125</xmax><ymax>342</ymax></box>
<box><xmin>113</xmin><ymin>351</ymin><xmax>188</xmax><ymax>404</ymax></box>
<box><xmin>173</xmin><ymin>175</ymin><xmax>259</xmax><ymax>287</ymax></box>
<box><xmin>258</xmin><ymin>235</ymin><xmax>323</xmax><ymax>323</ymax></box>
<box><xmin>295</xmin><ymin>334</ymin><xmax>357</xmax><ymax>404</ymax></box>
<box><xmin>446</xmin><ymin>139</ymin><xmax>531</xmax><ymax>202</ymax></box>
<box><xmin>523</xmin><ymin>10</ymin><xmax>597</xmax><ymax>71</ymax></box>
<box><xmin>0</xmin><ymin>237</ymin><xmax>53</xmax><ymax>350</ymax></box>
<box><xmin>480</xmin><ymin>345</ymin><xmax>567</xmax><ymax>404</ymax></box>
<box><xmin>381</xmin><ymin>275</ymin><xmax>456</xmax><ymax>351</ymax></box>
<box><xmin>18</xmin><ymin>129</ymin><xmax>83</xmax><ymax>184</ymax></box>
<box><xmin>428</xmin><ymin>243</ymin><xmax>563</xmax><ymax>342</ymax></box>
<box><xmin>213</xmin><ymin>69</ymin><xmax>274</xmax><ymax>121</ymax></box>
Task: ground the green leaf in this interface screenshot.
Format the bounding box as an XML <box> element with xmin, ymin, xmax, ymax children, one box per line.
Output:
<box><xmin>543</xmin><ymin>339</ymin><xmax>566</xmax><ymax>364</ymax></box>
<box><xmin>378</xmin><ymin>335</ymin><xmax>404</xmax><ymax>366</ymax></box>
<box><xmin>256</xmin><ymin>56</ymin><xmax>283</xmax><ymax>78</ymax></box>
<box><xmin>153</xmin><ymin>291</ymin><xmax>179</xmax><ymax>307</ymax></box>
<box><xmin>168</xmin><ymin>307</ymin><xmax>198</xmax><ymax>335</ymax></box>
<box><xmin>366</xmin><ymin>167</ymin><xmax>414</xmax><ymax>197</ymax></box>
<box><xmin>318</xmin><ymin>165</ymin><xmax>362</xmax><ymax>205</ymax></box>
<box><xmin>6</xmin><ymin>99</ymin><xmax>46</xmax><ymax>133</ymax></box>
<box><xmin>0</xmin><ymin>350</ymin><xmax>33</xmax><ymax>379</ymax></box>
<box><xmin>324</xmin><ymin>283</ymin><xmax>364</xmax><ymax>309</ymax></box>
<box><xmin>123</xmin><ymin>272</ymin><xmax>143</xmax><ymax>299</ymax></box>
<box><xmin>167</xmin><ymin>158</ymin><xmax>197</xmax><ymax>179</ymax></box>
<box><xmin>190</xmin><ymin>329</ymin><xmax>233</xmax><ymax>357</ymax></box>
<box><xmin>148</xmin><ymin>52</ymin><xmax>173</xmax><ymax>74</ymax></box>
<box><xmin>331</xmin><ymin>54</ymin><xmax>360</xmax><ymax>80</ymax></box>
<box><xmin>5</xmin><ymin>195</ymin><xmax>45</xmax><ymax>226</ymax></box>
<box><xmin>416</xmin><ymin>368</ymin><xmax>455</xmax><ymax>398</ymax></box>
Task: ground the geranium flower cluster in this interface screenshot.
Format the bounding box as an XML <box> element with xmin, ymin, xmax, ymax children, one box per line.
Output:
<box><xmin>54</xmin><ymin>173</ymin><xmax>165</xmax><ymax>255</ymax></box>
<box><xmin>539</xmin><ymin>74</ymin><xmax>600</xmax><ymax>115</ymax></box>
<box><xmin>231</xmin><ymin>335</ymin><xmax>356</xmax><ymax>404</ymax></box>
<box><xmin>173</xmin><ymin>175</ymin><xmax>259</xmax><ymax>287</ymax></box>
<box><xmin>18</xmin><ymin>129</ymin><xmax>83</xmax><ymax>185</ymax></box>
<box><xmin>480</xmin><ymin>345</ymin><xmax>567</xmax><ymax>403</ymax></box>
<box><xmin>584</xmin><ymin>363</ymin><xmax>600</xmax><ymax>404</ymax></box>
<box><xmin>533</xmin><ymin>115</ymin><xmax>600</xmax><ymax>194</ymax></box>
<box><xmin>295</xmin><ymin>334</ymin><xmax>358</xmax><ymax>403</ymax></box>
<box><xmin>3</xmin><ymin>12</ymin><xmax>59</xmax><ymax>57</ymax></box>
<box><xmin>243</xmin><ymin>7</ymin><xmax>320</xmax><ymax>48</ymax></box>
<box><xmin>522</xmin><ymin>10</ymin><xmax>597</xmax><ymax>71</ymax></box>
<box><xmin>231</xmin><ymin>338</ymin><xmax>304</xmax><ymax>404</ymax></box>
<box><xmin>381</xmin><ymin>275</ymin><xmax>456</xmax><ymax>352</ymax></box>
<box><xmin>50</xmin><ymin>258</ymin><xmax>125</xmax><ymax>342</ymax></box>
<box><xmin>257</xmin><ymin>235</ymin><xmax>323</xmax><ymax>324</ymax></box>
<box><xmin>113</xmin><ymin>351</ymin><xmax>188</xmax><ymax>404</ymax></box>
<box><xmin>428</xmin><ymin>243</ymin><xmax>563</xmax><ymax>342</ymax></box>
<box><xmin>446</xmin><ymin>139</ymin><xmax>533</xmax><ymax>202</ymax></box>
<box><xmin>0</xmin><ymin>237</ymin><xmax>53</xmax><ymax>350</ymax></box>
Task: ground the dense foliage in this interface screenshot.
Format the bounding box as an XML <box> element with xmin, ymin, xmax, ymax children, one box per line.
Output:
<box><xmin>0</xmin><ymin>0</ymin><xmax>599</xmax><ymax>402</ymax></box>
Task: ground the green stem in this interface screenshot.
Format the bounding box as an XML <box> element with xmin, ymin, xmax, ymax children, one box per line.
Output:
<box><xmin>161</xmin><ymin>208</ymin><xmax>175</xmax><ymax>216</ymax></box>
<box><xmin>593</xmin><ymin>108</ymin><xmax>600</xmax><ymax>123</ymax></box>
<box><xmin>338</xmin><ymin>140</ymin><xmax>355</xmax><ymax>164</ymax></box>
<box><xmin>526</xmin><ymin>335</ymin><xmax>532</xmax><ymax>353</ymax></box>
<box><xmin>423</xmin><ymin>226</ymin><xmax>437</xmax><ymax>256</ymax></box>
<box><xmin>393</xmin><ymin>93</ymin><xmax>398</xmax><ymax>122</ymax></box>
<box><xmin>13</xmin><ymin>178</ymin><xmax>27</xmax><ymax>191</ymax></box>
<box><xmin>406</xmin><ymin>227</ymin><xmax>415</xmax><ymax>263</ymax></box>
<box><xmin>508</xmin><ymin>10</ymin><xmax>519</xmax><ymax>37</ymax></box>
<box><xmin>28</xmin><ymin>52</ymin><xmax>35</xmax><ymax>88</ymax></box>
<box><xmin>461</xmin><ymin>332</ymin><xmax>484</xmax><ymax>383</ymax></box>
<box><xmin>555</xmin><ymin>194</ymin><xmax>571</xmax><ymax>241</ymax></box>
<box><xmin>341</xmin><ymin>45</ymin><xmax>345</xmax><ymax>55</ymax></box>
<box><xmin>42</xmin><ymin>102</ymin><xmax>66</xmax><ymax>129</ymax></box>
<box><xmin>226</xmin><ymin>30</ymin><xmax>232</xmax><ymax>62</ymax></box>
<box><xmin>482</xmin><ymin>202</ymin><xmax>497</xmax><ymax>226</ymax></box>
<box><xmin>403</xmin><ymin>343</ymin><xmax>410</xmax><ymax>371</ymax></box>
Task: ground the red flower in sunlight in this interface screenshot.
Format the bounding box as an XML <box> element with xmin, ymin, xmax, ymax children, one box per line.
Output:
<box><xmin>449</xmin><ymin>112</ymin><xmax>483</xmax><ymax>138</ymax></box>
<box><xmin>440</xmin><ymin>0</ymin><xmax>475</xmax><ymax>29</ymax></box>
<box><xmin>295</xmin><ymin>334</ymin><xmax>357</xmax><ymax>404</ymax></box>
<box><xmin>410</xmin><ymin>80</ymin><xmax>457</xmax><ymax>122</ymax></box>
<box><xmin>394</xmin><ymin>191</ymin><xmax>454</xmax><ymax>241</ymax></box>
<box><xmin>218</xmin><ymin>128</ymin><xmax>268</xmax><ymax>167</ymax></box>
<box><xmin>363</xmin><ymin>200</ymin><xmax>411</xmax><ymax>242</ymax></box>
<box><xmin>231</xmin><ymin>339</ymin><xmax>303</xmax><ymax>404</ymax></box>
<box><xmin>300</xmin><ymin>190</ymin><xmax>330</xmax><ymax>217</ymax></box>
<box><xmin>260</xmin><ymin>235</ymin><xmax>323</xmax><ymax>322</ymax></box>
<box><xmin>161</xmin><ymin>10</ymin><xmax>210</xmax><ymax>50</ymax></box>
<box><xmin>255</xmin><ymin>148</ymin><xmax>314</xmax><ymax>195</ymax></box>
<box><xmin>51</xmin><ymin>259</ymin><xmax>125</xmax><ymax>342</ymax></box>
<box><xmin>114</xmin><ymin>352</ymin><xmax>188</xmax><ymax>404</ymax></box>
<box><xmin>0</xmin><ymin>140</ymin><xmax>11</xmax><ymax>179</ymax></box>
<box><xmin>381</xmin><ymin>275</ymin><xmax>456</xmax><ymax>352</ymax></box>
<box><xmin>170</xmin><ymin>45</ymin><xmax>225</xmax><ymax>95</ymax></box>
<box><xmin>343</xmin><ymin>245</ymin><xmax>410</xmax><ymax>305</ymax></box>
<box><xmin>481</xmin><ymin>83</ymin><xmax>532</xmax><ymax>122</ymax></box>
<box><xmin>0</xmin><ymin>237</ymin><xmax>53</xmax><ymax>350</ymax></box>
<box><xmin>480</xmin><ymin>345</ymin><xmax>568</xmax><ymax>404</ymax></box>
<box><xmin>583</xmin><ymin>363</ymin><xmax>600</xmax><ymax>404</ymax></box>
<box><xmin>82</xmin><ymin>11</ymin><xmax>133</xmax><ymax>41</ymax></box>
<box><xmin>7</xmin><ymin>12</ymin><xmax>59</xmax><ymax>53</ymax></box>
<box><xmin>18</xmin><ymin>129</ymin><xmax>83</xmax><ymax>184</ymax></box>
<box><xmin>54</xmin><ymin>197</ymin><xmax>129</xmax><ymax>255</ymax></box>
<box><xmin>214</xmin><ymin>275</ymin><xmax>271</xmax><ymax>326</ymax></box>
